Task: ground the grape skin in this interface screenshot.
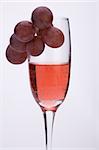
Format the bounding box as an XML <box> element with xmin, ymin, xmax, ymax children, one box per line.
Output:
<box><xmin>6</xmin><ymin>45</ymin><xmax>27</xmax><ymax>64</ymax></box>
<box><xmin>14</xmin><ymin>21</ymin><xmax>35</xmax><ymax>42</ymax></box>
<box><xmin>10</xmin><ymin>34</ymin><xmax>26</xmax><ymax>53</ymax></box>
<box><xmin>40</xmin><ymin>26</ymin><xmax>64</xmax><ymax>48</ymax></box>
<box><xmin>31</xmin><ymin>7</ymin><xmax>53</xmax><ymax>30</ymax></box>
<box><xmin>26</xmin><ymin>36</ymin><xmax>45</xmax><ymax>56</ymax></box>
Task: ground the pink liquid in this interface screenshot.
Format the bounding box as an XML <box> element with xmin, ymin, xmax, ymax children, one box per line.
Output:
<box><xmin>29</xmin><ymin>63</ymin><xmax>70</xmax><ymax>111</ymax></box>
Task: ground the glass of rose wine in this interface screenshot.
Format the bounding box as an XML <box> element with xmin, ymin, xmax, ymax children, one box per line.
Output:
<box><xmin>28</xmin><ymin>18</ymin><xmax>71</xmax><ymax>150</ymax></box>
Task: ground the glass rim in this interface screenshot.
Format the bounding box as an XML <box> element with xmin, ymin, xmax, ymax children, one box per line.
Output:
<box><xmin>53</xmin><ymin>17</ymin><xmax>69</xmax><ymax>20</ymax></box>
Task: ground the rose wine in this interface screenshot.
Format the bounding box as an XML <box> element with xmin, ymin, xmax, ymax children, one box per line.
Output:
<box><xmin>29</xmin><ymin>63</ymin><xmax>70</xmax><ymax>111</ymax></box>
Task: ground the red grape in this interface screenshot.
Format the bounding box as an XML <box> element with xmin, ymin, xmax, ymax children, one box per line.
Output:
<box><xmin>31</xmin><ymin>7</ymin><xmax>53</xmax><ymax>30</ymax></box>
<box><xmin>10</xmin><ymin>34</ymin><xmax>26</xmax><ymax>53</ymax></box>
<box><xmin>6</xmin><ymin>45</ymin><xmax>27</xmax><ymax>64</ymax></box>
<box><xmin>14</xmin><ymin>21</ymin><xmax>35</xmax><ymax>42</ymax></box>
<box><xmin>26</xmin><ymin>36</ymin><xmax>45</xmax><ymax>56</ymax></box>
<box><xmin>41</xmin><ymin>26</ymin><xmax>64</xmax><ymax>48</ymax></box>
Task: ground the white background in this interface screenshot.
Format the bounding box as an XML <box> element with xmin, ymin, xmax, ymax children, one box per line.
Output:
<box><xmin>0</xmin><ymin>1</ymin><xmax>98</xmax><ymax>150</ymax></box>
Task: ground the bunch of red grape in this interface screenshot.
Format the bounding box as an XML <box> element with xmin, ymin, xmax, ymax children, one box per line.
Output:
<box><xmin>6</xmin><ymin>7</ymin><xmax>64</xmax><ymax>64</ymax></box>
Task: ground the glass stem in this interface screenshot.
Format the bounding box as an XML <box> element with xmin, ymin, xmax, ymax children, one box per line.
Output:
<box><xmin>43</xmin><ymin>111</ymin><xmax>55</xmax><ymax>150</ymax></box>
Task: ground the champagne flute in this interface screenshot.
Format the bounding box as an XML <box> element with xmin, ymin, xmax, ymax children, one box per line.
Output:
<box><xmin>28</xmin><ymin>18</ymin><xmax>71</xmax><ymax>150</ymax></box>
